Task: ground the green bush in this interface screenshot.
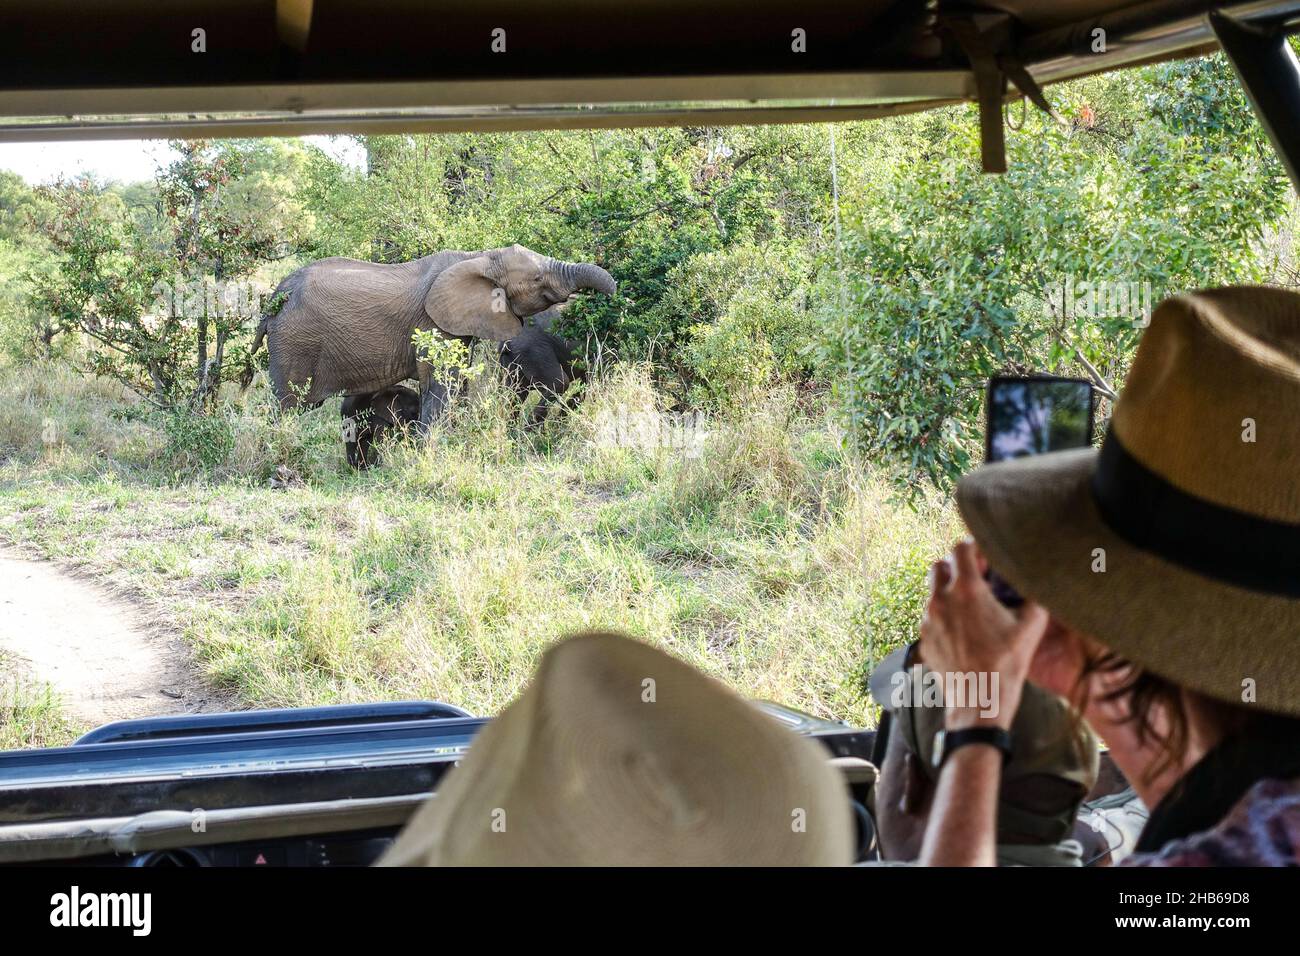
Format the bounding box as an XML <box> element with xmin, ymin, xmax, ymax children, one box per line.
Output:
<box><xmin>640</xmin><ymin>244</ymin><xmax>815</xmax><ymax>405</ymax></box>
<box><xmin>850</xmin><ymin>546</ymin><xmax>934</xmax><ymax>698</ymax></box>
<box><xmin>160</xmin><ymin>407</ymin><xmax>236</xmax><ymax>473</ymax></box>
<box><xmin>683</xmin><ymin>290</ymin><xmax>815</xmax><ymax>408</ymax></box>
<box><xmin>225</xmin><ymin>395</ymin><xmax>346</xmax><ymax>485</ymax></box>
<box><xmin>818</xmin><ymin>56</ymin><xmax>1290</xmax><ymax>495</ymax></box>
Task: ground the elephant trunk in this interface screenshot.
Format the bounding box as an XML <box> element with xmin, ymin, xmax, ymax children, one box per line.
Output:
<box><xmin>555</xmin><ymin>260</ymin><xmax>616</xmax><ymax>298</ymax></box>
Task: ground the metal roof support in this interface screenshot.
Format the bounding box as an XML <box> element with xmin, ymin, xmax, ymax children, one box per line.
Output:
<box><xmin>946</xmin><ymin>15</ymin><xmax>1011</xmax><ymax>174</ymax></box>
<box><xmin>1210</xmin><ymin>8</ymin><xmax>1300</xmax><ymax>193</ymax></box>
<box><xmin>971</xmin><ymin>54</ymin><xmax>1009</xmax><ymax>174</ymax></box>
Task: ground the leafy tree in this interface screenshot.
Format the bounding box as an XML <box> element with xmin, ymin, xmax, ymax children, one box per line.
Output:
<box><xmin>651</xmin><ymin>244</ymin><xmax>814</xmax><ymax>405</ymax></box>
<box><xmin>819</xmin><ymin>54</ymin><xmax>1291</xmax><ymax>493</ymax></box>
<box><xmin>0</xmin><ymin>171</ymin><xmax>59</xmax><ymax>357</ymax></box>
<box><xmin>31</xmin><ymin>142</ymin><xmax>290</xmax><ymax>409</ymax></box>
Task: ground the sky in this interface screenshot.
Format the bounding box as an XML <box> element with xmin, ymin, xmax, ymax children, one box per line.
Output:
<box><xmin>0</xmin><ymin>135</ymin><xmax>366</xmax><ymax>185</ymax></box>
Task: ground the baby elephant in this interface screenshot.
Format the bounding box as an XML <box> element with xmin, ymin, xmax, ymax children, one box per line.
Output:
<box><xmin>340</xmin><ymin>385</ymin><xmax>420</xmax><ymax>469</ymax></box>
<box><xmin>497</xmin><ymin>327</ymin><xmax>583</xmax><ymax>425</ymax></box>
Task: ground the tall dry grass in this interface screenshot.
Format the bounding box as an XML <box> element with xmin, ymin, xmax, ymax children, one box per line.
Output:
<box><xmin>0</xmin><ymin>356</ymin><xmax>959</xmax><ymax>730</ymax></box>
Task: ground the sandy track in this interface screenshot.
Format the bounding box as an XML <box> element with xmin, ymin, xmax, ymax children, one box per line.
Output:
<box><xmin>0</xmin><ymin>551</ymin><xmax>227</xmax><ymax>729</ymax></box>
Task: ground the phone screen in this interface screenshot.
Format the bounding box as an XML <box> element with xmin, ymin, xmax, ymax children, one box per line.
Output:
<box><xmin>986</xmin><ymin>376</ymin><xmax>1095</xmax><ymax>463</ymax></box>
<box><xmin>984</xmin><ymin>376</ymin><xmax>1095</xmax><ymax>605</ymax></box>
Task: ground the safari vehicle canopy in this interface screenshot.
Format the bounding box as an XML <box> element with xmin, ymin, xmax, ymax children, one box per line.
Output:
<box><xmin>1</xmin><ymin>0</ymin><xmax>1299</xmax><ymax>867</ymax></box>
<box><xmin>4</xmin><ymin>0</ymin><xmax>1300</xmax><ymax>194</ymax></box>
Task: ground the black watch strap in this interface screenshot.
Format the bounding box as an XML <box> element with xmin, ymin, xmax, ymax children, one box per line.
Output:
<box><xmin>931</xmin><ymin>727</ymin><xmax>1013</xmax><ymax>770</ymax></box>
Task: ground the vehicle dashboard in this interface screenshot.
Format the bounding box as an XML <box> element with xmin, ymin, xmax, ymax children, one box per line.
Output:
<box><xmin>0</xmin><ymin>701</ymin><xmax>877</xmax><ymax>866</ymax></box>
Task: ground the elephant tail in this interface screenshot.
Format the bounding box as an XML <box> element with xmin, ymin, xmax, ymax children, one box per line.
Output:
<box><xmin>250</xmin><ymin>313</ymin><xmax>270</xmax><ymax>357</ymax></box>
<box><xmin>250</xmin><ymin>272</ymin><xmax>302</xmax><ymax>358</ymax></box>
<box><xmin>239</xmin><ymin>313</ymin><xmax>272</xmax><ymax>391</ymax></box>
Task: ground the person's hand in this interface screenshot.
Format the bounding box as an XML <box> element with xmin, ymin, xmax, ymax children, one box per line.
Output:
<box><xmin>918</xmin><ymin>539</ymin><xmax>1050</xmax><ymax>731</ymax></box>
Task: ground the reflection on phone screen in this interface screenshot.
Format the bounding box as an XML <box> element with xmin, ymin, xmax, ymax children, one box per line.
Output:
<box><xmin>986</xmin><ymin>378</ymin><xmax>1094</xmax><ymax>463</ymax></box>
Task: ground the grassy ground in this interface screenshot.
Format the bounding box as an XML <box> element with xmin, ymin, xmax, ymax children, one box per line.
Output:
<box><xmin>0</xmin><ymin>657</ymin><xmax>85</xmax><ymax>749</ymax></box>
<box><xmin>0</xmin><ymin>358</ymin><xmax>959</xmax><ymax>746</ymax></box>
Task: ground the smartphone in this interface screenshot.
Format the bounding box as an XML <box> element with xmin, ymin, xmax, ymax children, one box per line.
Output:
<box><xmin>983</xmin><ymin>375</ymin><xmax>1095</xmax><ymax>606</ymax></box>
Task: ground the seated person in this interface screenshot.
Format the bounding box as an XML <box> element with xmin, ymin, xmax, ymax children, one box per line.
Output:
<box><xmin>380</xmin><ymin>631</ymin><xmax>855</xmax><ymax>866</ymax></box>
<box><xmin>916</xmin><ymin>287</ymin><xmax>1300</xmax><ymax>866</ymax></box>
<box><xmin>867</xmin><ymin>641</ymin><xmax>1099</xmax><ymax>865</ymax></box>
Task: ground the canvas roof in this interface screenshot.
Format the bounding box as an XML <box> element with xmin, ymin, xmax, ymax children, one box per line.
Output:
<box><xmin>0</xmin><ymin>1</ymin><xmax>1296</xmax><ymax>140</ymax></box>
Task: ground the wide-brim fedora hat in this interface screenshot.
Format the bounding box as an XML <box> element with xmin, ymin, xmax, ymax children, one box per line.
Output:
<box><xmin>957</xmin><ymin>286</ymin><xmax>1300</xmax><ymax>715</ymax></box>
<box><xmin>380</xmin><ymin>631</ymin><xmax>854</xmax><ymax>866</ymax></box>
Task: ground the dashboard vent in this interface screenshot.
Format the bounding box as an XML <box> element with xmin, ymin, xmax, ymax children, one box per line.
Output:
<box><xmin>132</xmin><ymin>849</ymin><xmax>206</xmax><ymax>867</ymax></box>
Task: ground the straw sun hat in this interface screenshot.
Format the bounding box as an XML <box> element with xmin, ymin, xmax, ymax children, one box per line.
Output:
<box><xmin>380</xmin><ymin>632</ymin><xmax>854</xmax><ymax>866</ymax></box>
<box><xmin>957</xmin><ymin>286</ymin><xmax>1300</xmax><ymax>716</ymax></box>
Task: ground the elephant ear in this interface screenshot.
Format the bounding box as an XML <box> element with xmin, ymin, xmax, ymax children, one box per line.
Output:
<box><xmin>423</xmin><ymin>255</ymin><xmax>523</xmax><ymax>342</ymax></box>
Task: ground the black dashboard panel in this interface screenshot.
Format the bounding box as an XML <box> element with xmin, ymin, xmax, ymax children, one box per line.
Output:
<box><xmin>0</xmin><ymin>708</ymin><xmax>483</xmax><ymax>826</ymax></box>
<box><xmin>1</xmin><ymin>763</ymin><xmax>447</xmax><ymax>828</ymax></box>
<box><xmin>96</xmin><ymin>829</ymin><xmax>400</xmax><ymax>868</ymax></box>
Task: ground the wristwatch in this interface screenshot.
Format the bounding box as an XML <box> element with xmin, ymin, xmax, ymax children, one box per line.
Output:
<box><xmin>931</xmin><ymin>727</ymin><xmax>1013</xmax><ymax>770</ymax></box>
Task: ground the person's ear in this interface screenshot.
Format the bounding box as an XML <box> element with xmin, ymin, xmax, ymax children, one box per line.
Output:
<box><xmin>900</xmin><ymin>751</ymin><xmax>929</xmax><ymax>814</ymax></box>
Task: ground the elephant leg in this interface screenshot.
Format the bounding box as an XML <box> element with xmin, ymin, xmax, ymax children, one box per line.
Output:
<box><xmin>345</xmin><ymin>429</ymin><xmax>364</xmax><ymax>468</ymax></box>
<box><xmin>416</xmin><ymin>353</ymin><xmax>466</xmax><ymax>433</ymax></box>
<box><xmin>354</xmin><ymin>431</ymin><xmax>374</xmax><ymax>469</ymax></box>
<box><xmin>415</xmin><ymin>365</ymin><xmax>434</xmax><ymax>435</ymax></box>
<box><xmin>275</xmin><ymin>389</ymin><xmax>325</xmax><ymax>414</ymax></box>
<box><xmin>362</xmin><ymin>389</ymin><xmax>416</xmax><ymax>467</ymax></box>
<box><xmin>449</xmin><ymin>371</ymin><xmax>467</xmax><ymax>401</ymax></box>
<box><xmin>528</xmin><ymin>390</ymin><xmax>555</xmax><ymax>428</ymax></box>
<box><xmin>361</xmin><ymin>422</ymin><xmax>388</xmax><ymax>468</ymax></box>
<box><xmin>417</xmin><ymin>380</ymin><xmax>453</xmax><ymax>435</ymax></box>
<box><xmin>511</xmin><ymin>335</ymin><xmax>571</xmax><ymax>428</ymax></box>
<box><xmin>342</xmin><ymin>394</ymin><xmax>374</xmax><ymax>469</ymax></box>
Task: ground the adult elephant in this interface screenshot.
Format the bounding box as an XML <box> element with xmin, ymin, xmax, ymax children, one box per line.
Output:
<box><xmin>250</xmin><ymin>244</ymin><xmax>616</xmax><ymax>426</ymax></box>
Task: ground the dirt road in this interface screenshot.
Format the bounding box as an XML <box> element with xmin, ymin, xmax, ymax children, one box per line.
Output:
<box><xmin>0</xmin><ymin>551</ymin><xmax>224</xmax><ymax>729</ymax></box>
